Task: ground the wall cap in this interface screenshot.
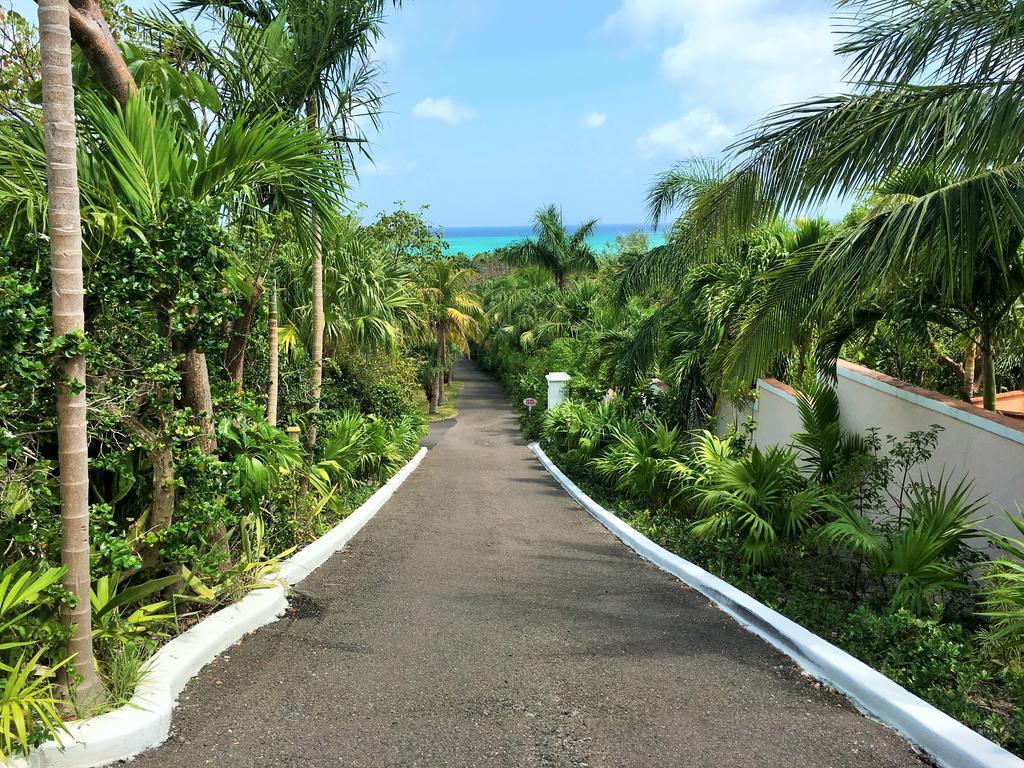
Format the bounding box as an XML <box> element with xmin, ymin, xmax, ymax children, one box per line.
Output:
<box><xmin>837</xmin><ymin>359</ymin><xmax>1024</xmax><ymax>445</ymax></box>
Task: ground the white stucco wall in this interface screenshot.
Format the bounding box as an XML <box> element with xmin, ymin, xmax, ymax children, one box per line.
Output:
<box><xmin>717</xmin><ymin>361</ymin><xmax>1024</xmax><ymax>543</ymax></box>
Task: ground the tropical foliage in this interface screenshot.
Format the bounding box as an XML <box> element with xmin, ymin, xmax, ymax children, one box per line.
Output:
<box><xmin>518</xmin><ymin>375</ymin><xmax>1022</xmax><ymax>750</ymax></box>
<box><xmin>0</xmin><ymin>1</ymin><xmax>474</xmax><ymax>757</ymax></box>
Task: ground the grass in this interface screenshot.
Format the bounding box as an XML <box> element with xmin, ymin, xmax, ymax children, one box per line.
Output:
<box><xmin>418</xmin><ymin>379</ymin><xmax>464</xmax><ymax>421</ymax></box>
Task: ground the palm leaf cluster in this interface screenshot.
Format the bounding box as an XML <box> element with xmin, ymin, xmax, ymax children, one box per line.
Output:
<box><xmin>623</xmin><ymin>1</ymin><xmax>1024</xmax><ymax>410</ymax></box>
<box><xmin>501</xmin><ymin>204</ymin><xmax>599</xmax><ymax>292</ymax></box>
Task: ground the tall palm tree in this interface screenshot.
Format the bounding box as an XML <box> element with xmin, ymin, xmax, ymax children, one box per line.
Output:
<box><xmin>37</xmin><ymin>0</ymin><xmax>102</xmax><ymax>703</ymax></box>
<box><xmin>278</xmin><ymin>229</ymin><xmax>425</xmax><ymax>358</ymax></box>
<box><xmin>503</xmin><ymin>204</ymin><xmax>599</xmax><ymax>292</ymax></box>
<box><xmin>420</xmin><ymin>259</ymin><xmax>485</xmax><ymax>411</ymax></box>
<box><xmin>138</xmin><ymin>0</ymin><xmax>397</xmax><ymax>435</ymax></box>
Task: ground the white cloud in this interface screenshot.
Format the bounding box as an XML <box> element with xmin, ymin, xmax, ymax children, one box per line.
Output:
<box><xmin>412</xmin><ymin>97</ymin><xmax>477</xmax><ymax>125</ymax></box>
<box><xmin>604</xmin><ymin>0</ymin><xmax>756</xmax><ymax>39</ymax></box>
<box><xmin>362</xmin><ymin>155</ymin><xmax>417</xmax><ymax>178</ymax></box>
<box><xmin>373</xmin><ymin>38</ymin><xmax>402</xmax><ymax>67</ymax></box>
<box><xmin>581</xmin><ymin>111</ymin><xmax>607</xmax><ymax>129</ymax></box>
<box><xmin>659</xmin><ymin>11</ymin><xmax>837</xmax><ymax>114</ymax></box>
<box><xmin>602</xmin><ymin>0</ymin><xmax>689</xmax><ymax>38</ymax></box>
<box><xmin>606</xmin><ymin>0</ymin><xmax>842</xmax><ymax>120</ymax></box>
<box><xmin>636</xmin><ymin>108</ymin><xmax>733</xmax><ymax>157</ymax></box>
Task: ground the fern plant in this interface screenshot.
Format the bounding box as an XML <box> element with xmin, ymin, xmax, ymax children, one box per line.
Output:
<box><xmin>689</xmin><ymin>442</ymin><xmax>833</xmax><ymax>567</ymax></box>
<box><xmin>979</xmin><ymin>511</ymin><xmax>1024</xmax><ymax>664</ymax></box>
<box><xmin>792</xmin><ymin>380</ymin><xmax>869</xmax><ymax>484</ymax></box>
<box><xmin>886</xmin><ymin>477</ymin><xmax>983</xmax><ymax>613</ymax></box>
<box><xmin>819</xmin><ymin>475</ymin><xmax>983</xmax><ymax>614</ymax></box>
<box><xmin>591</xmin><ymin>421</ymin><xmax>687</xmax><ymax>505</ymax></box>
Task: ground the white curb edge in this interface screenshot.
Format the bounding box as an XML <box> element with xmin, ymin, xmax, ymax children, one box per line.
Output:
<box><xmin>530</xmin><ymin>442</ymin><xmax>1023</xmax><ymax>768</ymax></box>
<box><xmin>19</xmin><ymin>447</ymin><xmax>428</xmax><ymax>768</ymax></box>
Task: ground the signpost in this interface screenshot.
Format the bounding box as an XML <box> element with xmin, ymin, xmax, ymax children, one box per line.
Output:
<box><xmin>523</xmin><ymin>397</ymin><xmax>538</xmax><ymax>413</ymax></box>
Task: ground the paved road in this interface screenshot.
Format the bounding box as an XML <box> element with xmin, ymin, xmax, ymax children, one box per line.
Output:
<box><xmin>124</xmin><ymin>363</ymin><xmax>923</xmax><ymax>768</ymax></box>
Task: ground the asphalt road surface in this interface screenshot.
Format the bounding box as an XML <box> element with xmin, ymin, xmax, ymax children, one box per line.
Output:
<box><xmin>122</xmin><ymin>363</ymin><xmax>924</xmax><ymax>768</ymax></box>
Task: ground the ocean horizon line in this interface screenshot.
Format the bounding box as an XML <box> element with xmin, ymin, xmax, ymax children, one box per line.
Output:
<box><xmin>438</xmin><ymin>222</ymin><xmax>666</xmax><ymax>256</ymax></box>
<box><xmin>439</xmin><ymin>222</ymin><xmax>660</xmax><ymax>232</ymax></box>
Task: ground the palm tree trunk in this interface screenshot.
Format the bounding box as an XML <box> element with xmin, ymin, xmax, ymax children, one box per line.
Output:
<box><xmin>963</xmin><ymin>337</ymin><xmax>978</xmax><ymax>399</ymax></box>
<box><xmin>981</xmin><ymin>327</ymin><xmax>997</xmax><ymax>411</ymax></box>
<box><xmin>437</xmin><ymin>321</ymin><xmax>448</xmax><ymax>406</ymax></box>
<box><xmin>430</xmin><ymin>375</ymin><xmax>440</xmax><ymax>414</ymax></box>
<box><xmin>224</xmin><ymin>277</ymin><xmax>263</xmax><ymax>391</ymax></box>
<box><xmin>39</xmin><ymin>0</ymin><xmax>103</xmax><ymax>704</ymax></box>
<box><xmin>266</xmin><ymin>278</ymin><xmax>279</xmax><ymax>426</ymax></box>
<box><xmin>307</xmin><ymin>93</ymin><xmax>324</xmax><ymax>447</ymax></box>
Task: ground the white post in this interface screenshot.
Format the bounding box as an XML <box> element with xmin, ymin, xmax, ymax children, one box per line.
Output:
<box><xmin>546</xmin><ymin>372</ymin><xmax>571</xmax><ymax>410</ymax></box>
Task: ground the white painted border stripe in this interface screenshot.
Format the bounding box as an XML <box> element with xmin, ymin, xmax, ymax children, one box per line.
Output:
<box><xmin>530</xmin><ymin>442</ymin><xmax>1023</xmax><ymax>768</ymax></box>
<box><xmin>837</xmin><ymin>365</ymin><xmax>1024</xmax><ymax>446</ymax></box>
<box><xmin>18</xmin><ymin>447</ymin><xmax>428</xmax><ymax>768</ymax></box>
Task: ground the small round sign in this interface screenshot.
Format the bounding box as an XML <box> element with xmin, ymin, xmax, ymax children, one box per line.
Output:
<box><xmin>523</xmin><ymin>397</ymin><xmax>538</xmax><ymax>412</ymax></box>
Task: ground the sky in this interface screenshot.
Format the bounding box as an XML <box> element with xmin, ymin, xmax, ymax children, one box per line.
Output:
<box><xmin>354</xmin><ymin>0</ymin><xmax>846</xmax><ymax>227</ymax></box>
<box><xmin>8</xmin><ymin>0</ymin><xmax>846</xmax><ymax>227</ymax></box>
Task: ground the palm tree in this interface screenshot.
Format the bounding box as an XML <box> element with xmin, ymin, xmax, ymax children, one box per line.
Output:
<box><xmin>135</xmin><ymin>0</ymin><xmax>397</xmax><ymax>441</ymax></box>
<box><xmin>726</xmin><ymin>165</ymin><xmax>1024</xmax><ymax>410</ymax></box>
<box><xmin>278</xmin><ymin>229</ymin><xmax>425</xmax><ymax>359</ymax></box>
<box><xmin>37</xmin><ymin>0</ymin><xmax>102</xmax><ymax>703</ymax></box>
<box><xmin>503</xmin><ymin>204</ymin><xmax>599</xmax><ymax>292</ymax></box>
<box><xmin>672</xmin><ymin>3</ymin><xmax>1024</xmax><ymax>392</ymax></box>
<box><xmin>162</xmin><ymin>0</ymin><xmax>397</xmax><ymax>430</ymax></box>
<box><xmin>420</xmin><ymin>259</ymin><xmax>485</xmax><ymax>409</ymax></box>
<box><xmin>0</xmin><ymin>92</ymin><xmax>345</xmax><ymax>556</ymax></box>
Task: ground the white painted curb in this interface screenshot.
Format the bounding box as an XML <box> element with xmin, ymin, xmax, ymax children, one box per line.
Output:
<box><xmin>19</xmin><ymin>447</ymin><xmax>428</xmax><ymax>768</ymax></box>
<box><xmin>530</xmin><ymin>442</ymin><xmax>1023</xmax><ymax>768</ymax></box>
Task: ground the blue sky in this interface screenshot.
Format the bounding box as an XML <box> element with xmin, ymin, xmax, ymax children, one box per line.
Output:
<box><xmin>8</xmin><ymin>0</ymin><xmax>844</xmax><ymax>226</ymax></box>
<box><xmin>355</xmin><ymin>0</ymin><xmax>844</xmax><ymax>227</ymax></box>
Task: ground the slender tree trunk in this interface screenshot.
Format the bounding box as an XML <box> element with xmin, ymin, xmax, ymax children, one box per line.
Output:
<box><xmin>123</xmin><ymin>417</ymin><xmax>175</xmax><ymax>570</ymax></box>
<box><xmin>310</xmin><ymin>212</ymin><xmax>324</xmax><ymax>407</ymax></box>
<box><xmin>180</xmin><ymin>349</ymin><xmax>230</xmax><ymax>567</ymax></box>
<box><xmin>266</xmin><ymin>279</ymin><xmax>279</xmax><ymax>426</ymax></box>
<box><xmin>307</xmin><ymin>93</ymin><xmax>324</xmax><ymax>448</ymax></box>
<box><xmin>224</xmin><ymin>278</ymin><xmax>263</xmax><ymax>391</ymax></box>
<box><xmin>66</xmin><ymin>0</ymin><xmax>135</xmax><ymax>105</ymax></box>
<box><xmin>963</xmin><ymin>337</ymin><xmax>978</xmax><ymax>399</ymax></box>
<box><xmin>981</xmin><ymin>326</ymin><xmax>997</xmax><ymax>411</ymax></box>
<box><xmin>181</xmin><ymin>350</ymin><xmax>216</xmax><ymax>453</ymax></box>
<box><xmin>430</xmin><ymin>375</ymin><xmax>440</xmax><ymax>414</ymax></box>
<box><xmin>424</xmin><ymin>377</ymin><xmax>437</xmax><ymax>414</ymax></box>
<box><xmin>437</xmin><ymin>321</ymin><xmax>448</xmax><ymax>406</ymax></box>
<box><xmin>39</xmin><ymin>0</ymin><xmax>103</xmax><ymax>704</ymax></box>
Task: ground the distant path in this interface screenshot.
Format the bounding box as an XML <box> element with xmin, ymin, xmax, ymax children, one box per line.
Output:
<box><xmin>123</xmin><ymin>362</ymin><xmax>923</xmax><ymax>767</ymax></box>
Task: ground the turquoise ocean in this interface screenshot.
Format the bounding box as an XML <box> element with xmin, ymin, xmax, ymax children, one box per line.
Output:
<box><xmin>442</xmin><ymin>224</ymin><xmax>664</xmax><ymax>257</ymax></box>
